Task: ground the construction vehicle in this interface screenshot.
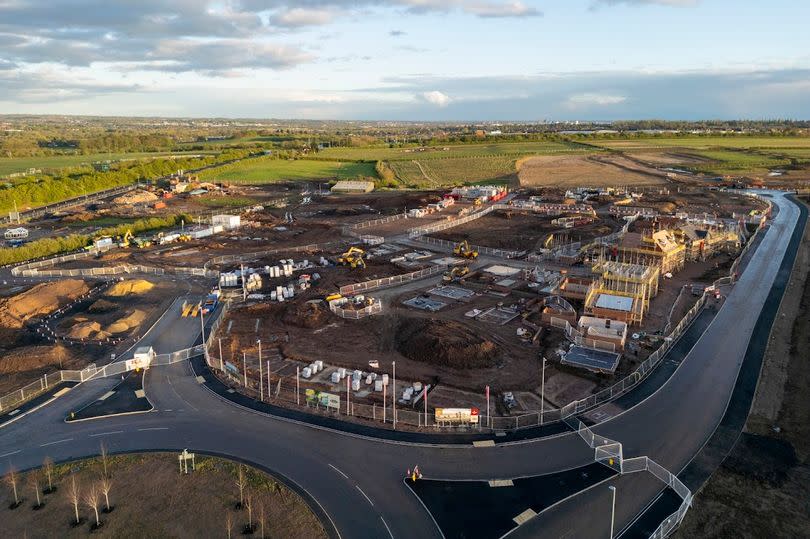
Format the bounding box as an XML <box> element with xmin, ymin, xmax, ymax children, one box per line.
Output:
<box><xmin>443</xmin><ymin>265</ymin><xmax>470</xmax><ymax>283</ymax></box>
<box><xmin>453</xmin><ymin>240</ymin><xmax>478</xmax><ymax>260</ymax></box>
<box><xmin>118</xmin><ymin>230</ymin><xmax>134</xmax><ymax>248</ymax></box>
<box><xmin>337</xmin><ymin>246</ymin><xmax>367</xmax><ymax>269</ymax></box>
<box><xmin>325</xmin><ymin>293</ymin><xmax>343</xmax><ymax>302</ymax></box>
<box><xmin>132</xmin><ymin>237</ymin><xmax>152</xmax><ymax>248</ymax></box>
<box><xmin>179</xmin><ymin>234</ymin><xmax>192</xmax><ymax>242</ymax></box>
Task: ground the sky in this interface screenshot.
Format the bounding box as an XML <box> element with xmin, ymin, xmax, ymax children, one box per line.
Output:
<box><xmin>0</xmin><ymin>0</ymin><xmax>809</xmax><ymax>121</ymax></box>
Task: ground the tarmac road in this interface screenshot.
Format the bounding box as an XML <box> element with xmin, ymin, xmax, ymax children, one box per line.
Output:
<box><xmin>0</xmin><ymin>191</ymin><xmax>799</xmax><ymax>539</ymax></box>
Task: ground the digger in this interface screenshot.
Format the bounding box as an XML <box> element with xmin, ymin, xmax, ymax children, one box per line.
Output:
<box><xmin>118</xmin><ymin>230</ymin><xmax>134</xmax><ymax>248</ymax></box>
<box><xmin>453</xmin><ymin>240</ymin><xmax>478</xmax><ymax>260</ymax></box>
<box><xmin>442</xmin><ymin>265</ymin><xmax>470</xmax><ymax>283</ymax></box>
<box><xmin>337</xmin><ymin>246</ymin><xmax>367</xmax><ymax>269</ymax></box>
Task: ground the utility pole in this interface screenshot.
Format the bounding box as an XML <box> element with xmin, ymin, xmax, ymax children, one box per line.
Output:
<box><xmin>296</xmin><ymin>366</ymin><xmax>300</xmax><ymax>405</ymax></box>
<box><xmin>383</xmin><ymin>380</ymin><xmax>387</xmax><ymax>423</ymax></box>
<box><xmin>540</xmin><ymin>356</ymin><xmax>547</xmax><ymax>426</ymax></box>
<box><xmin>257</xmin><ymin>340</ymin><xmax>263</xmax><ymax>402</ymax></box>
<box><xmin>609</xmin><ymin>486</ymin><xmax>617</xmax><ymax>539</ymax></box>
<box><xmin>486</xmin><ymin>385</ymin><xmax>490</xmax><ymax>429</ymax></box>
<box><xmin>199</xmin><ymin>302</ymin><xmax>207</xmax><ymax>362</ymax></box>
<box><xmin>392</xmin><ymin>361</ymin><xmax>397</xmax><ymax>429</ymax></box>
<box><xmin>243</xmin><ymin>351</ymin><xmax>247</xmax><ymax>387</ymax></box>
<box><xmin>218</xmin><ymin>338</ymin><xmax>223</xmax><ymax>371</ymax></box>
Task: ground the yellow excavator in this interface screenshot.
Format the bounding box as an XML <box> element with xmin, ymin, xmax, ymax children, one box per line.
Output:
<box><xmin>337</xmin><ymin>246</ymin><xmax>367</xmax><ymax>269</ymax></box>
<box><xmin>118</xmin><ymin>230</ymin><xmax>134</xmax><ymax>248</ymax></box>
<box><xmin>453</xmin><ymin>240</ymin><xmax>479</xmax><ymax>259</ymax></box>
<box><xmin>443</xmin><ymin>265</ymin><xmax>470</xmax><ymax>283</ymax></box>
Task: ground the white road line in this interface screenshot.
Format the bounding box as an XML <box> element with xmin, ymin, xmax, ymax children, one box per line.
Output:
<box><xmin>329</xmin><ymin>463</ymin><xmax>349</xmax><ymax>479</ymax></box>
<box><xmin>39</xmin><ymin>438</ymin><xmax>73</xmax><ymax>447</ymax></box>
<box><xmin>137</xmin><ymin>427</ymin><xmax>169</xmax><ymax>431</ymax></box>
<box><xmin>380</xmin><ymin>516</ymin><xmax>394</xmax><ymax>539</ymax></box>
<box><xmin>356</xmin><ymin>485</ymin><xmax>374</xmax><ymax>506</ymax></box>
<box><xmin>89</xmin><ymin>430</ymin><xmax>124</xmax><ymax>437</ymax></box>
<box><xmin>0</xmin><ymin>450</ymin><xmax>21</xmax><ymax>458</ymax></box>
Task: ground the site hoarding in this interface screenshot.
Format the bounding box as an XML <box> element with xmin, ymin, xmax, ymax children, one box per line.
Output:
<box><xmin>305</xmin><ymin>389</ymin><xmax>340</xmax><ymax>410</ymax></box>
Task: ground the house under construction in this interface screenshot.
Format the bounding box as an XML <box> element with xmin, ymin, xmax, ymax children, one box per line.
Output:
<box><xmin>592</xmin><ymin>259</ymin><xmax>660</xmax><ymax>313</ymax></box>
<box><xmin>615</xmin><ymin>230</ymin><xmax>686</xmax><ymax>275</ymax></box>
<box><xmin>676</xmin><ymin>224</ymin><xmax>741</xmax><ymax>261</ymax></box>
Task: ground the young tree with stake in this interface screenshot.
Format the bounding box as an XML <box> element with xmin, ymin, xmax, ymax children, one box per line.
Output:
<box><xmin>43</xmin><ymin>456</ymin><xmax>55</xmax><ymax>494</ymax></box>
<box><xmin>100</xmin><ymin>475</ymin><xmax>113</xmax><ymax>512</ymax></box>
<box><xmin>259</xmin><ymin>504</ymin><xmax>266</xmax><ymax>539</ymax></box>
<box><xmin>235</xmin><ymin>465</ymin><xmax>247</xmax><ymax>509</ymax></box>
<box><xmin>69</xmin><ymin>475</ymin><xmax>82</xmax><ymax>525</ymax></box>
<box><xmin>5</xmin><ymin>465</ymin><xmax>20</xmax><ymax>508</ymax></box>
<box><xmin>99</xmin><ymin>441</ymin><xmax>109</xmax><ymax>478</ymax></box>
<box><xmin>85</xmin><ymin>484</ymin><xmax>101</xmax><ymax>529</ymax></box>
<box><xmin>29</xmin><ymin>471</ymin><xmax>43</xmax><ymax>509</ymax></box>
<box><xmin>245</xmin><ymin>493</ymin><xmax>254</xmax><ymax>533</ymax></box>
<box><xmin>226</xmin><ymin>511</ymin><xmax>233</xmax><ymax>539</ymax></box>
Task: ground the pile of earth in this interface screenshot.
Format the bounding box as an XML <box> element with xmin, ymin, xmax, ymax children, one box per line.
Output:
<box><xmin>283</xmin><ymin>301</ymin><xmax>330</xmax><ymax>329</ymax></box>
<box><xmin>107</xmin><ymin>279</ymin><xmax>154</xmax><ymax>296</ymax></box>
<box><xmin>395</xmin><ymin>318</ymin><xmax>498</xmax><ymax>369</ymax></box>
<box><xmin>67</xmin><ymin>319</ymin><xmax>110</xmax><ymax>340</ymax></box>
<box><xmin>113</xmin><ymin>189</ymin><xmax>158</xmax><ymax>205</ymax></box>
<box><xmin>107</xmin><ymin>309</ymin><xmax>147</xmax><ymax>334</ymax></box>
<box><xmin>88</xmin><ymin>298</ymin><xmax>118</xmax><ymax>313</ymax></box>
<box><xmin>0</xmin><ymin>279</ymin><xmax>89</xmax><ymax>331</ymax></box>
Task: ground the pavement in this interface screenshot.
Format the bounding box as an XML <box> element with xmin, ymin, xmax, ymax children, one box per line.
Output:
<box><xmin>0</xmin><ymin>190</ymin><xmax>800</xmax><ymax>539</ymax></box>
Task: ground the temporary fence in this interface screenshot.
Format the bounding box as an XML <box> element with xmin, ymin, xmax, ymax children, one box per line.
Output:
<box><xmin>0</xmin><ymin>364</ymin><xmax>96</xmax><ymax>414</ymax></box>
<box><xmin>566</xmin><ymin>416</ymin><xmax>693</xmax><ymax>539</ymax></box>
<box><xmin>339</xmin><ymin>264</ymin><xmax>446</xmax><ymax>296</ymax></box>
<box><xmin>329</xmin><ymin>298</ymin><xmax>383</xmax><ymax>319</ymax></box>
<box><xmin>411</xmin><ymin>235</ymin><xmax>525</xmax><ymax>259</ymax></box>
<box><xmin>205</xmin><ymin>240</ymin><xmax>347</xmax><ymax>269</ymax></box>
<box><xmin>343</xmin><ymin>213</ymin><xmax>407</xmax><ymax>234</ymax></box>
<box><xmin>407</xmin><ymin>205</ymin><xmax>498</xmax><ymax>238</ymax></box>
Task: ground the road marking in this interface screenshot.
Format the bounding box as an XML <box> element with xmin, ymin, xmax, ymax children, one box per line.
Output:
<box><xmin>0</xmin><ymin>450</ymin><xmax>21</xmax><ymax>458</ymax></box>
<box><xmin>134</xmin><ymin>389</ymin><xmax>146</xmax><ymax>399</ymax></box>
<box><xmin>8</xmin><ymin>409</ymin><xmax>20</xmax><ymax>416</ymax></box>
<box><xmin>356</xmin><ymin>485</ymin><xmax>373</xmax><ymax>506</ymax></box>
<box><xmin>89</xmin><ymin>430</ymin><xmax>124</xmax><ymax>437</ymax></box>
<box><xmin>98</xmin><ymin>391</ymin><xmax>115</xmax><ymax>401</ymax></box>
<box><xmin>488</xmin><ymin>479</ymin><xmax>514</xmax><ymax>487</ymax></box>
<box><xmin>328</xmin><ymin>463</ymin><xmax>348</xmax><ymax>479</ymax></box>
<box><xmin>513</xmin><ymin>508</ymin><xmax>537</xmax><ymax>525</ymax></box>
<box><xmin>164</xmin><ymin>409</ymin><xmax>173</xmax><ymax>412</ymax></box>
<box><xmin>40</xmin><ymin>438</ymin><xmax>73</xmax><ymax>447</ymax></box>
<box><xmin>53</xmin><ymin>387</ymin><xmax>71</xmax><ymax>397</ymax></box>
<box><xmin>137</xmin><ymin>427</ymin><xmax>169</xmax><ymax>431</ymax></box>
<box><xmin>380</xmin><ymin>516</ymin><xmax>394</xmax><ymax>539</ymax></box>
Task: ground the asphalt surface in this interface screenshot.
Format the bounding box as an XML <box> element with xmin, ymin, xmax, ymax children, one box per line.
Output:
<box><xmin>0</xmin><ymin>191</ymin><xmax>799</xmax><ymax>539</ymax></box>
<box><xmin>68</xmin><ymin>370</ymin><xmax>151</xmax><ymax>421</ymax></box>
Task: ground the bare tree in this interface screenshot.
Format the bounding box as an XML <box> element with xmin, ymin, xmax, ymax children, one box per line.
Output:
<box><xmin>85</xmin><ymin>484</ymin><xmax>101</xmax><ymax>528</ymax></box>
<box><xmin>5</xmin><ymin>465</ymin><xmax>20</xmax><ymax>508</ymax></box>
<box><xmin>259</xmin><ymin>504</ymin><xmax>266</xmax><ymax>539</ymax></box>
<box><xmin>99</xmin><ymin>442</ymin><xmax>109</xmax><ymax>478</ymax></box>
<box><xmin>245</xmin><ymin>493</ymin><xmax>254</xmax><ymax>533</ymax></box>
<box><xmin>99</xmin><ymin>476</ymin><xmax>113</xmax><ymax>512</ymax></box>
<box><xmin>29</xmin><ymin>471</ymin><xmax>42</xmax><ymax>509</ymax></box>
<box><xmin>69</xmin><ymin>475</ymin><xmax>81</xmax><ymax>525</ymax></box>
<box><xmin>43</xmin><ymin>457</ymin><xmax>55</xmax><ymax>493</ymax></box>
<box><xmin>235</xmin><ymin>465</ymin><xmax>246</xmax><ymax>509</ymax></box>
<box><xmin>226</xmin><ymin>511</ymin><xmax>233</xmax><ymax>539</ymax></box>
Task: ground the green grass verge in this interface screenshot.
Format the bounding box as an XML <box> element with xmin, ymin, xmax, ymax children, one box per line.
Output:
<box><xmin>0</xmin><ymin>151</ymin><xmax>220</xmax><ymax>177</ymax></box>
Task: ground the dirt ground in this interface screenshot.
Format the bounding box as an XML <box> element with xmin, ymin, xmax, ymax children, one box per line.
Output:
<box><xmin>624</xmin><ymin>190</ymin><xmax>766</xmax><ymax>217</ymax></box>
<box><xmin>676</xmin><ymin>199</ymin><xmax>810</xmax><ymax>538</ymax></box>
<box><xmin>0</xmin><ymin>280</ymin><xmax>89</xmax><ymax>334</ymax></box>
<box><xmin>0</xmin><ymin>453</ymin><xmax>326</xmax><ymax>539</ymax></box>
<box><xmin>517</xmin><ymin>154</ymin><xmax>669</xmax><ymax>188</ymax></box>
<box><xmin>430</xmin><ymin>210</ymin><xmax>623</xmax><ymax>251</ymax></box>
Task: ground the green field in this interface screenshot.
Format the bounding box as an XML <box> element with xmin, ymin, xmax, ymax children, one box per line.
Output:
<box><xmin>689</xmin><ymin>149</ymin><xmax>793</xmax><ymax>174</ymax></box>
<box><xmin>0</xmin><ymin>151</ymin><xmax>219</xmax><ymax>177</ymax></box>
<box><xmin>388</xmin><ymin>156</ymin><xmax>518</xmax><ymax>187</ymax></box>
<box><xmin>197</xmin><ymin>157</ymin><xmax>376</xmax><ymax>183</ymax></box>
<box><xmin>316</xmin><ymin>140</ymin><xmax>590</xmax><ymax>162</ymax></box>
<box><xmin>590</xmin><ymin>136</ymin><xmax>810</xmax><ymax>152</ymax></box>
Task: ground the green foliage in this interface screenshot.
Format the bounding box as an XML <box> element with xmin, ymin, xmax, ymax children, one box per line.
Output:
<box><xmin>0</xmin><ymin>150</ymin><xmax>252</xmax><ymax>214</ymax></box>
<box><xmin>198</xmin><ymin>155</ymin><xmax>376</xmax><ymax>183</ymax></box>
<box><xmin>388</xmin><ymin>156</ymin><xmax>517</xmax><ymax>188</ymax></box>
<box><xmin>0</xmin><ymin>213</ymin><xmax>191</xmax><ymax>266</ymax></box>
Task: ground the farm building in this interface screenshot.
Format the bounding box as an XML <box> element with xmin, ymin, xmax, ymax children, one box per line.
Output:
<box><xmin>331</xmin><ymin>181</ymin><xmax>375</xmax><ymax>194</ymax></box>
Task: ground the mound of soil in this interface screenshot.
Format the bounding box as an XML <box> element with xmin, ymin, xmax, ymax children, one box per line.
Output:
<box><xmin>106</xmin><ymin>309</ymin><xmax>146</xmax><ymax>334</ymax></box>
<box><xmin>107</xmin><ymin>279</ymin><xmax>154</xmax><ymax>297</ymax></box>
<box><xmin>395</xmin><ymin>318</ymin><xmax>498</xmax><ymax>369</ymax></box>
<box><xmin>0</xmin><ymin>279</ymin><xmax>89</xmax><ymax>330</ymax></box>
<box><xmin>67</xmin><ymin>320</ymin><xmax>110</xmax><ymax>340</ymax></box>
<box><xmin>283</xmin><ymin>301</ymin><xmax>330</xmax><ymax>329</ymax></box>
<box><xmin>88</xmin><ymin>299</ymin><xmax>118</xmax><ymax>313</ymax></box>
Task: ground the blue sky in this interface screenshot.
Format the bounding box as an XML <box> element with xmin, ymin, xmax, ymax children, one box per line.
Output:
<box><xmin>0</xmin><ymin>0</ymin><xmax>808</xmax><ymax>120</ymax></box>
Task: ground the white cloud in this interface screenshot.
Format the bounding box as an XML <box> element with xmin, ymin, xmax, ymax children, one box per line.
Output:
<box><xmin>464</xmin><ymin>1</ymin><xmax>541</xmax><ymax>18</ymax></box>
<box><xmin>594</xmin><ymin>0</ymin><xmax>699</xmax><ymax>6</ymax></box>
<box><xmin>269</xmin><ymin>8</ymin><xmax>335</xmax><ymax>28</ymax></box>
<box><xmin>420</xmin><ymin>90</ymin><xmax>452</xmax><ymax>106</ymax></box>
<box><xmin>566</xmin><ymin>93</ymin><xmax>627</xmax><ymax>108</ymax></box>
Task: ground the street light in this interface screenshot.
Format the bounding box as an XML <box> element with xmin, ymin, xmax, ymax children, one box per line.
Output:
<box><xmin>609</xmin><ymin>485</ymin><xmax>617</xmax><ymax>539</ymax></box>
<box><xmin>257</xmin><ymin>339</ymin><xmax>263</xmax><ymax>402</ymax></box>
<box><xmin>540</xmin><ymin>356</ymin><xmax>547</xmax><ymax>426</ymax></box>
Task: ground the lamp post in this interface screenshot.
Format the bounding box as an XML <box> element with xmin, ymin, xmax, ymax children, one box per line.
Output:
<box><xmin>609</xmin><ymin>485</ymin><xmax>616</xmax><ymax>539</ymax></box>
<box><xmin>257</xmin><ymin>340</ymin><xmax>263</xmax><ymax>402</ymax></box>
<box><xmin>540</xmin><ymin>356</ymin><xmax>547</xmax><ymax>425</ymax></box>
<box><xmin>392</xmin><ymin>361</ymin><xmax>397</xmax><ymax>430</ymax></box>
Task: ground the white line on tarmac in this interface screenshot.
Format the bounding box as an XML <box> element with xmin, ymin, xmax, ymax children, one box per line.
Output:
<box><xmin>356</xmin><ymin>485</ymin><xmax>374</xmax><ymax>506</ymax></box>
<box><xmin>40</xmin><ymin>438</ymin><xmax>73</xmax><ymax>447</ymax></box>
<box><xmin>137</xmin><ymin>427</ymin><xmax>169</xmax><ymax>431</ymax></box>
<box><xmin>329</xmin><ymin>463</ymin><xmax>349</xmax><ymax>479</ymax></box>
<box><xmin>380</xmin><ymin>516</ymin><xmax>394</xmax><ymax>539</ymax></box>
<box><xmin>0</xmin><ymin>450</ymin><xmax>21</xmax><ymax>458</ymax></box>
<box><xmin>89</xmin><ymin>430</ymin><xmax>124</xmax><ymax>437</ymax></box>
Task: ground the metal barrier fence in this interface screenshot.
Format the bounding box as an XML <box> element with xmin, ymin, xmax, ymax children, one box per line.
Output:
<box><xmin>343</xmin><ymin>213</ymin><xmax>407</xmax><ymax>233</ymax></box>
<box><xmin>339</xmin><ymin>264</ymin><xmax>446</xmax><ymax>296</ymax></box>
<box><xmin>329</xmin><ymin>298</ymin><xmax>383</xmax><ymax>319</ymax></box>
<box><xmin>205</xmin><ymin>240</ymin><xmax>347</xmax><ymax>269</ymax></box>
<box><xmin>411</xmin><ymin>235</ymin><xmax>525</xmax><ymax>259</ymax></box>
<box><xmin>0</xmin><ymin>363</ymin><xmax>96</xmax><ymax>413</ymax></box>
<box><xmin>407</xmin><ymin>205</ymin><xmax>498</xmax><ymax>238</ymax></box>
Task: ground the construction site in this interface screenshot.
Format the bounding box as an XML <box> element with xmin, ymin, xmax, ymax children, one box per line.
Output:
<box><xmin>1</xmin><ymin>175</ymin><xmax>770</xmax><ymax>429</ymax></box>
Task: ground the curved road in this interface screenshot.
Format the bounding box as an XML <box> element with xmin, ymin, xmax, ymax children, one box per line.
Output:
<box><xmin>0</xmin><ymin>191</ymin><xmax>799</xmax><ymax>538</ymax></box>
